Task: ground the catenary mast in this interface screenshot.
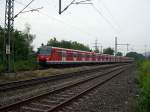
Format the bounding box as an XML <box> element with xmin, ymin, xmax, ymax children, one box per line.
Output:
<box><xmin>3</xmin><ymin>0</ymin><xmax>14</xmax><ymax>72</ymax></box>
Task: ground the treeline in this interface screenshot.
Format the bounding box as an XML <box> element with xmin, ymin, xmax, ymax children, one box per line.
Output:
<box><xmin>126</xmin><ymin>52</ymin><xmax>145</xmax><ymax>61</ymax></box>
<box><xmin>0</xmin><ymin>24</ymin><xmax>36</xmax><ymax>71</ymax></box>
<box><xmin>0</xmin><ymin>25</ymin><xmax>35</xmax><ymax>61</ymax></box>
<box><xmin>0</xmin><ymin>24</ymin><xmax>148</xmax><ymax>71</ymax></box>
<box><xmin>47</xmin><ymin>38</ymin><xmax>123</xmax><ymax>56</ymax></box>
<box><xmin>47</xmin><ymin>37</ymin><xmax>91</xmax><ymax>52</ymax></box>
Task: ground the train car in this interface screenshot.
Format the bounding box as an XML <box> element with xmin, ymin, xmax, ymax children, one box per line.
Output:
<box><xmin>37</xmin><ymin>46</ymin><xmax>134</xmax><ymax>66</ymax></box>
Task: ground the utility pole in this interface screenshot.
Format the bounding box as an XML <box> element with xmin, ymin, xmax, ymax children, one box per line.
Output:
<box><xmin>115</xmin><ymin>37</ymin><xmax>129</xmax><ymax>56</ymax></box>
<box><xmin>59</xmin><ymin>0</ymin><xmax>61</xmax><ymax>14</ymax></box>
<box><xmin>94</xmin><ymin>39</ymin><xmax>99</xmax><ymax>52</ymax></box>
<box><xmin>93</xmin><ymin>39</ymin><xmax>101</xmax><ymax>53</ymax></box>
<box><xmin>3</xmin><ymin>0</ymin><xmax>41</xmax><ymax>73</ymax></box>
<box><xmin>145</xmin><ymin>45</ymin><xmax>147</xmax><ymax>57</ymax></box>
<box><xmin>117</xmin><ymin>43</ymin><xmax>130</xmax><ymax>55</ymax></box>
<box><xmin>115</xmin><ymin>37</ymin><xmax>117</xmax><ymax>56</ymax></box>
<box><xmin>3</xmin><ymin>0</ymin><xmax>14</xmax><ymax>72</ymax></box>
<box><xmin>126</xmin><ymin>43</ymin><xmax>129</xmax><ymax>52</ymax></box>
<box><xmin>100</xmin><ymin>45</ymin><xmax>103</xmax><ymax>54</ymax></box>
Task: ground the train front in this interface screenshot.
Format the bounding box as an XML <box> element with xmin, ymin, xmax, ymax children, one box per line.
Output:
<box><xmin>37</xmin><ymin>46</ymin><xmax>51</xmax><ymax>66</ymax></box>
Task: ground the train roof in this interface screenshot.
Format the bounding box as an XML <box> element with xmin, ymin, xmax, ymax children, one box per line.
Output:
<box><xmin>40</xmin><ymin>46</ymin><xmax>94</xmax><ymax>53</ymax></box>
<box><xmin>39</xmin><ymin>45</ymin><xmax>133</xmax><ymax>59</ymax></box>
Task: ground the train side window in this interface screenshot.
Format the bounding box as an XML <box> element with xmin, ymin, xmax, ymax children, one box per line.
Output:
<box><xmin>39</xmin><ymin>47</ymin><xmax>51</xmax><ymax>55</ymax></box>
<box><xmin>86</xmin><ymin>54</ymin><xmax>89</xmax><ymax>58</ymax></box>
<box><xmin>82</xmin><ymin>54</ymin><xmax>85</xmax><ymax>58</ymax></box>
<box><xmin>73</xmin><ymin>52</ymin><xmax>77</xmax><ymax>57</ymax></box>
<box><xmin>56</xmin><ymin>50</ymin><xmax>62</xmax><ymax>56</ymax></box>
<box><xmin>62</xmin><ymin>51</ymin><xmax>66</xmax><ymax>57</ymax></box>
<box><xmin>67</xmin><ymin>53</ymin><xmax>73</xmax><ymax>57</ymax></box>
<box><xmin>92</xmin><ymin>54</ymin><xmax>95</xmax><ymax>58</ymax></box>
<box><xmin>77</xmin><ymin>53</ymin><xmax>81</xmax><ymax>58</ymax></box>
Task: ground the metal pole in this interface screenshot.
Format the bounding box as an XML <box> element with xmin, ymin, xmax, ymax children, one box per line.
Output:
<box><xmin>59</xmin><ymin>0</ymin><xmax>61</xmax><ymax>14</ymax></box>
<box><xmin>4</xmin><ymin>0</ymin><xmax>14</xmax><ymax>72</ymax></box>
<box><xmin>126</xmin><ymin>44</ymin><xmax>129</xmax><ymax>54</ymax></box>
<box><xmin>115</xmin><ymin>37</ymin><xmax>117</xmax><ymax>56</ymax></box>
<box><xmin>100</xmin><ymin>45</ymin><xmax>103</xmax><ymax>54</ymax></box>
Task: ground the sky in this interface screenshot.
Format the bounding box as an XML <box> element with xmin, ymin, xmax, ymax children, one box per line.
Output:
<box><xmin>0</xmin><ymin>0</ymin><xmax>150</xmax><ymax>54</ymax></box>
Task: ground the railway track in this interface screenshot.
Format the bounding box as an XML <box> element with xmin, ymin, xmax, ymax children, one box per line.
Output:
<box><xmin>0</xmin><ymin>63</ymin><xmax>126</xmax><ymax>92</ymax></box>
<box><xmin>0</xmin><ymin>64</ymin><xmax>130</xmax><ymax>112</ymax></box>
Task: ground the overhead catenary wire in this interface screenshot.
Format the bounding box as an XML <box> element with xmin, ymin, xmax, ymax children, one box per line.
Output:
<box><xmin>14</xmin><ymin>0</ymin><xmax>104</xmax><ymax>48</ymax></box>
<box><xmin>14</xmin><ymin>0</ymin><xmax>118</xmax><ymax>39</ymax></box>
<box><xmin>14</xmin><ymin>0</ymin><xmax>35</xmax><ymax>18</ymax></box>
<box><xmin>33</xmin><ymin>0</ymin><xmax>100</xmax><ymax>39</ymax></box>
<box><xmin>97</xmin><ymin>0</ymin><xmax>120</xmax><ymax>29</ymax></box>
<box><xmin>37</xmin><ymin>10</ymin><xmax>99</xmax><ymax>39</ymax></box>
<box><xmin>59</xmin><ymin>0</ymin><xmax>92</xmax><ymax>14</ymax></box>
<box><xmin>14</xmin><ymin>0</ymin><xmax>43</xmax><ymax>20</ymax></box>
<box><xmin>91</xmin><ymin>4</ymin><xmax>119</xmax><ymax>32</ymax></box>
<box><xmin>72</xmin><ymin>0</ymin><xmax>92</xmax><ymax>4</ymax></box>
<box><xmin>59</xmin><ymin>0</ymin><xmax>76</xmax><ymax>14</ymax></box>
<box><xmin>14</xmin><ymin>0</ymin><xmax>99</xmax><ymax>41</ymax></box>
<box><xmin>14</xmin><ymin>0</ymin><xmax>102</xmax><ymax>39</ymax></box>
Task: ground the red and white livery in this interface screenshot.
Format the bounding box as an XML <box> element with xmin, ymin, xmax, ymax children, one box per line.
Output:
<box><xmin>37</xmin><ymin>46</ymin><xmax>134</xmax><ymax>66</ymax></box>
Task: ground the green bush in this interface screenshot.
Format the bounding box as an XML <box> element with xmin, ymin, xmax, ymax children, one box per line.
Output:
<box><xmin>0</xmin><ymin>64</ymin><xmax>4</xmax><ymax>72</ymax></box>
<box><xmin>14</xmin><ymin>61</ymin><xmax>35</xmax><ymax>71</ymax></box>
<box><xmin>0</xmin><ymin>55</ymin><xmax>37</xmax><ymax>72</ymax></box>
<box><xmin>14</xmin><ymin>56</ymin><xmax>37</xmax><ymax>71</ymax></box>
<box><xmin>138</xmin><ymin>61</ymin><xmax>150</xmax><ymax>112</ymax></box>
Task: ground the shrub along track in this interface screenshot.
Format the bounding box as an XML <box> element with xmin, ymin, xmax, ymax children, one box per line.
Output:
<box><xmin>0</xmin><ymin>64</ymin><xmax>131</xmax><ymax>112</ymax></box>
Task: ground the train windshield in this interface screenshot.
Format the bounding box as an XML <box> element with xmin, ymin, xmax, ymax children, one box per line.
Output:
<box><xmin>39</xmin><ymin>47</ymin><xmax>51</xmax><ymax>55</ymax></box>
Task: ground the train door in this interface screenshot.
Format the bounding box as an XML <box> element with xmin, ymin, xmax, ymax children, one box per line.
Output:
<box><xmin>89</xmin><ymin>54</ymin><xmax>92</xmax><ymax>62</ymax></box>
<box><xmin>73</xmin><ymin>52</ymin><xmax>77</xmax><ymax>61</ymax></box>
<box><xmin>96</xmin><ymin>54</ymin><xmax>98</xmax><ymax>61</ymax></box>
<box><xmin>62</xmin><ymin>51</ymin><xmax>66</xmax><ymax>62</ymax></box>
<box><xmin>82</xmin><ymin>53</ymin><xmax>85</xmax><ymax>61</ymax></box>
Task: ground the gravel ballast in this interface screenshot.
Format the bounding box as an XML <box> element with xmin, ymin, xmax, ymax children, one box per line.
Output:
<box><xmin>0</xmin><ymin>63</ymin><xmax>138</xmax><ymax>112</ymax></box>
<box><xmin>60</xmin><ymin>64</ymin><xmax>138</xmax><ymax>112</ymax></box>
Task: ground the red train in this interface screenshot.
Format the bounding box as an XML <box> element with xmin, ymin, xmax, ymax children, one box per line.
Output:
<box><xmin>37</xmin><ymin>46</ymin><xmax>134</xmax><ymax>66</ymax></box>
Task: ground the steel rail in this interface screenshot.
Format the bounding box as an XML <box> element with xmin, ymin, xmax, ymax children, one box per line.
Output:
<box><xmin>0</xmin><ymin>64</ymin><xmax>130</xmax><ymax>112</ymax></box>
<box><xmin>0</xmin><ymin>63</ymin><xmax>125</xmax><ymax>92</ymax></box>
<box><xmin>48</xmin><ymin>68</ymin><xmax>125</xmax><ymax>112</ymax></box>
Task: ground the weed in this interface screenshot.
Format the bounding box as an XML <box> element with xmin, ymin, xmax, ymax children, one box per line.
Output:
<box><xmin>138</xmin><ymin>60</ymin><xmax>150</xmax><ymax>112</ymax></box>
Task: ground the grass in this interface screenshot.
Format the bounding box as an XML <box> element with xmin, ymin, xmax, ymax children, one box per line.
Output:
<box><xmin>137</xmin><ymin>60</ymin><xmax>150</xmax><ymax>112</ymax></box>
<box><xmin>0</xmin><ymin>64</ymin><xmax>4</xmax><ymax>72</ymax></box>
<box><xmin>0</xmin><ymin>56</ymin><xmax>37</xmax><ymax>72</ymax></box>
<box><xmin>14</xmin><ymin>59</ymin><xmax>37</xmax><ymax>71</ymax></box>
<box><xmin>0</xmin><ymin>64</ymin><xmax>101</xmax><ymax>84</ymax></box>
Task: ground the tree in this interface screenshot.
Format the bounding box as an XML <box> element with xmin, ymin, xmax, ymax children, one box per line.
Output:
<box><xmin>126</xmin><ymin>52</ymin><xmax>145</xmax><ymax>60</ymax></box>
<box><xmin>23</xmin><ymin>24</ymin><xmax>35</xmax><ymax>55</ymax></box>
<box><xmin>94</xmin><ymin>48</ymin><xmax>100</xmax><ymax>53</ymax></box>
<box><xmin>0</xmin><ymin>26</ymin><xmax>4</xmax><ymax>63</ymax></box>
<box><xmin>47</xmin><ymin>37</ymin><xmax>60</xmax><ymax>47</ymax></box>
<box><xmin>116</xmin><ymin>52</ymin><xmax>123</xmax><ymax>56</ymax></box>
<box><xmin>103</xmin><ymin>47</ymin><xmax>114</xmax><ymax>55</ymax></box>
<box><xmin>0</xmin><ymin>24</ymin><xmax>35</xmax><ymax>61</ymax></box>
<box><xmin>47</xmin><ymin>37</ymin><xmax>91</xmax><ymax>51</ymax></box>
